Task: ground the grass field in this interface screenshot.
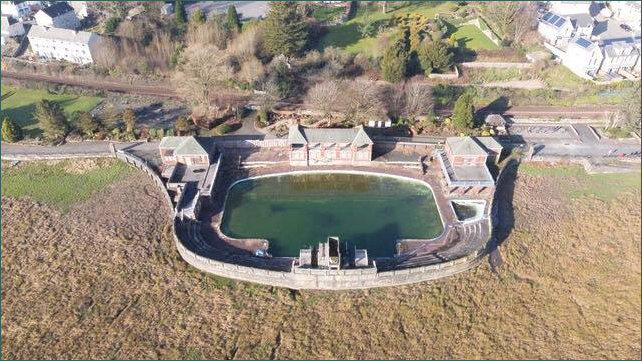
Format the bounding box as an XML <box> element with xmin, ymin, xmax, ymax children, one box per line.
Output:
<box><xmin>317</xmin><ymin>2</ymin><xmax>458</xmax><ymax>55</ymax></box>
<box><xmin>518</xmin><ymin>164</ymin><xmax>641</xmax><ymax>201</ymax></box>
<box><xmin>0</xmin><ymin>85</ymin><xmax>103</xmax><ymax>138</ymax></box>
<box><xmin>450</xmin><ymin>24</ymin><xmax>500</xmax><ymax>51</ymax></box>
<box><xmin>1</xmin><ymin>162</ymin><xmax>640</xmax><ymax>359</ymax></box>
<box><xmin>0</xmin><ymin>159</ymin><xmax>132</xmax><ymax>211</ymax></box>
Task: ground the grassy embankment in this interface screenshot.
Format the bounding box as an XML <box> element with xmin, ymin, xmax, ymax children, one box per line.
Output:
<box><xmin>0</xmin><ymin>159</ymin><xmax>132</xmax><ymax>211</ymax></box>
<box><xmin>0</xmin><ymin>161</ymin><xmax>640</xmax><ymax>359</ymax></box>
<box><xmin>0</xmin><ymin>85</ymin><xmax>103</xmax><ymax>138</ymax></box>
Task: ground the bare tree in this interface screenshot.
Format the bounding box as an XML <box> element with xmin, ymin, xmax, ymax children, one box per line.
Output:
<box><xmin>482</xmin><ymin>1</ymin><xmax>536</xmax><ymax>42</ymax></box>
<box><xmin>404</xmin><ymin>82</ymin><xmax>433</xmax><ymax>121</ymax></box>
<box><xmin>238</xmin><ymin>57</ymin><xmax>265</xmax><ymax>85</ymax></box>
<box><xmin>379</xmin><ymin>83</ymin><xmax>406</xmax><ymax>119</ymax></box>
<box><xmin>173</xmin><ymin>45</ymin><xmax>233</xmax><ymax>108</ymax></box>
<box><xmin>307</xmin><ymin>80</ymin><xmax>340</xmax><ymax>115</ymax></box>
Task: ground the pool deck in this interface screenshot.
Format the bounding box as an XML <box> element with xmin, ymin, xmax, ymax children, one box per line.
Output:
<box><xmin>191</xmin><ymin>151</ymin><xmax>493</xmax><ymax>271</ymax></box>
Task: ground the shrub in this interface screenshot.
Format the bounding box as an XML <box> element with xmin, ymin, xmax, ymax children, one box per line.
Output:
<box><xmin>216</xmin><ymin>123</ymin><xmax>233</xmax><ymax>134</ymax></box>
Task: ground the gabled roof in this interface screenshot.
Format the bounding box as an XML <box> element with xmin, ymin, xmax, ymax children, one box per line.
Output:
<box><xmin>540</xmin><ymin>12</ymin><xmax>570</xmax><ymax>29</ymax></box>
<box><xmin>40</xmin><ymin>2</ymin><xmax>74</xmax><ymax>18</ymax></box>
<box><xmin>288</xmin><ymin>125</ymin><xmax>373</xmax><ymax>146</ymax></box>
<box><xmin>569</xmin><ymin>13</ymin><xmax>593</xmax><ymax>28</ymax></box>
<box><xmin>446</xmin><ymin>137</ymin><xmax>487</xmax><ymax>156</ymax></box>
<box><xmin>159</xmin><ymin>136</ymin><xmax>209</xmax><ymax>156</ymax></box>
<box><xmin>28</xmin><ymin>25</ymin><xmax>94</xmax><ymax>44</ymax></box>
<box><xmin>288</xmin><ymin>125</ymin><xmax>307</xmax><ymax>145</ymax></box>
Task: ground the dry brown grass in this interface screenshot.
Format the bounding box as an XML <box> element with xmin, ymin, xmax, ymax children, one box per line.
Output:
<box><xmin>1</xmin><ymin>164</ymin><xmax>640</xmax><ymax>359</ymax></box>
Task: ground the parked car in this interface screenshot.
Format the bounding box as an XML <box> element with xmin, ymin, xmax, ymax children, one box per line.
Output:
<box><xmin>620</xmin><ymin>24</ymin><xmax>632</xmax><ymax>32</ymax></box>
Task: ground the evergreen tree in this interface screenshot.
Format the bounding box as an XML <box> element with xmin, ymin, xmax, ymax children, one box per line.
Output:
<box><xmin>1</xmin><ymin>116</ymin><xmax>21</xmax><ymax>142</ymax></box>
<box><xmin>263</xmin><ymin>1</ymin><xmax>308</xmax><ymax>57</ymax></box>
<box><xmin>174</xmin><ymin>0</ymin><xmax>187</xmax><ymax>26</ymax></box>
<box><xmin>452</xmin><ymin>93</ymin><xmax>475</xmax><ymax>130</ymax></box>
<box><xmin>192</xmin><ymin>8</ymin><xmax>205</xmax><ymax>24</ymax></box>
<box><xmin>122</xmin><ymin>108</ymin><xmax>137</xmax><ymax>135</ymax></box>
<box><xmin>380</xmin><ymin>40</ymin><xmax>408</xmax><ymax>83</ymax></box>
<box><xmin>226</xmin><ymin>5</ymin><xmax>241</xmax><ymax>33</ymax></box>
<box><xmin>34</xmin><ymin>99</ymin><xmax>68</xmax><ymax>140</ymax></box>
<box><xmin>175</xmin><ymin>115</ymin><xmax>191</xmax><ymax>135</ymax></box>
<box><xmin>75</xmin><ymin>111</ymin><xmax>101</xmax><ymax>137</ymax></box>
<box><xmin>419</xmin><ymin>40</ymin><xmax>453</xmax><ymax>74</ymax></box>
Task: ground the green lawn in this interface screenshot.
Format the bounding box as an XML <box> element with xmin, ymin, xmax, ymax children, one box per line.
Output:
<box><xmin>317</xmin><ymin>2</ymin><xmax>458</xmax><ymax>55</ymax></box>
<box><xmin>0</xmin><ymin>85</ymin><xmax>103</xmax><ymax>138</ymax></box>
<box><xmin>310</xmin><ymin>5</ymin><xmax>345</xmax><ymax>23</ymax></box>
<box><xmin>519</xmin><ymin>164</ymin><xmax>641</xmax><ymax>201</ymax></box>
<box><xmin>1</xmin><ymin>159</ymin><xmax>132</xmax><ymax>211</ymax></box>
<box><xmin>450</xmin><ymin>24</ymin><xmax>500</xmax><ymax>51</ymax></box>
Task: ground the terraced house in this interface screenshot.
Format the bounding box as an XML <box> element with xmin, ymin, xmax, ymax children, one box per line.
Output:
<box><xmin>288</xmin><ymin>125</ymin><xmax>373</xmax><ymax>166</ymax></box>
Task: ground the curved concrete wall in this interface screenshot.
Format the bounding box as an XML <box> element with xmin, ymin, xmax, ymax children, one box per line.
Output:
<box><xmin>118</xmin><ymin>150</ymin><xmax>491</xmax><ymax>290</ymax></box>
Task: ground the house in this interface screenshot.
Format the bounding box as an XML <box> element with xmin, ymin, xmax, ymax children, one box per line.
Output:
<box><xmin>34</xmin><ymin>1</ymin><xmax>79</xmax><ymax>29</ymax></box>
<box><xmin>569</xmin><ymin>13</ymin><xmax>594</xmax><ymax>37</ymax></box>
<box><xmin>159</xmin><ymin>136</ymin><xmax>220</xmax><ymax>220</ymax></box>
<box><xmin>609</xmin><ymin>1</ymin><xmax>641</xmax><ymax>31</ymax></box>
<box><xmin>1</xmin><ymin>1</ymin><xmax>31</xmax><ymax>18</ymax></box>
<box><xmin>68</xmin><ymin>0</ymin><xmax>87</xmax><ymax>19</ymax></box>
<box><xmin>159</xmin><ymin>136</ymin><xmax>213</xmax><ymax>166</ymax></box>
<box><xmin>288</xmin><ymin>125</ymin><xmax>373</xmax><ymax>166</ymax></box>
<box><xmin>27</xmin><ymin>25</ymin><xmax>99</xmax><ymax>64</ymax></box>
<box><xmin>550</xmin><ymin>1</ymin><xmax>592</xmax><ymax>15</ymax></box>
<box><xmin>563</xmin><ymin>37</ymin><xmax>604</xmax><ymax>78</ymax></box>
<box><xmin>436</xmin><ymin>137</ymin><xmax>497</xmax><ymax>196</ymax></box>
<box><xmin>600</xmin><ymin>41</ymin><xmax>640</xmax><ymax>74</ymax></box>
<box><xmin>538</xmin><ymin>12</ymin><xmax>575</xmax><ymax>46</ymax></box>
<box><xmin>1</xmin><ymin>14</ymin><xmax>24</xmax><ymax>37</ymax></box>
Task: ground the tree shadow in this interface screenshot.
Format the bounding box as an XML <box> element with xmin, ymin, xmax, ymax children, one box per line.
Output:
<box><xmin>0</xmin><ymin>103</ymin><xmax>41</xmax><ymax>138</ymax></box>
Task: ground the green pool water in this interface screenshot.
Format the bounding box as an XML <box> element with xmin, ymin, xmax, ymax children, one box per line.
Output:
<box><xmin>220</xmin><ymin>172</ymin><xmax>444</xmax><ymax>257</ymax></box>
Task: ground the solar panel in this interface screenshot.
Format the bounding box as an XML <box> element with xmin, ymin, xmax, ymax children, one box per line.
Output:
<box><xmin>554</xmin><ymin>17</ymin><xmax>566</xmax><ymax>27</ymax></box>
<box><xmin>542</xmin><ymin>12</ymin><xmax>553</xmax><ymax>21</ymax></box>
<box><xmin>576</xmin><ymin>38</ymin><xmax>592</xmax><ymax>48</ymax></box>
<box><xmin>549</xmin><ymin>14</ymin><xmax>559</xmax><ymax>24</ymax></box>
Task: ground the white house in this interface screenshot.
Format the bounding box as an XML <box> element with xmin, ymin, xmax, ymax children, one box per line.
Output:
<box><xmin>538</xmin><ymin>12</ymin><xmax>575</xmax><ymax>46</ymax></box>
<box><xmin>27</xmin><ymin>25</ymin><xmax>99</xmax><ymax>64</ymax></box>
<box><xmin>550</xmin><ymin>1</ymin><xmax>592</xmax><ymax>15</ymax></box>
<box><xmin>569</xmin><ymin>13</ymin><xmax>594</xmax><ymax>37</ymax></box>
<box><xmin>1</xmin><ymin>14</ymin><xmax>24</xmax><ymax>37</ymax></box>
<box><xmin>0</xmin><ymin>1</ymin><xmax>31</xmax><ymax>18</ymax></box>
<box><xmin>600</xmin><ymin>41</ymin><xmax>640</xmax><ymax>74</ymax></box>
<box><xmin>67</xmin><ymin>0</ymin><xmax>87</xmax><ymax>19</ymax></box>
<box><xmin>34</xmin><ymin>1</ymin><xmax>79</xmax><ymax>29</ymax></box>
<box><xmin>609</xmin><ymin>1</ymin><xmax>641</xmax><ymax>31</ymax></box>
<box><xmin>160</xmin><ymin>3</ymin><xmax>173</xmax><ymax>17</ymax></box>
<box><xmin>563</xmin><ymin>37</ymin><xmax>604</xmax><ymax>78</ymax></box>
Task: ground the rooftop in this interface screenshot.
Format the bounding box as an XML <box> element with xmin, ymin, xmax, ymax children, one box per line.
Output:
<box><xmin>27</xmin><ymin>25</ymin><xmax>94</xmax><ymax>43</ymax></box>
<box><xmin>446</xmin><ymin>137</ymin><xmax>487</xmax><ymax>156</ymax></box>
<box><xmin>473</xmin><ymin>137</ymin><xmax>503</xmax><ymax>152</ymax></box>
<box><xmin>40</xmin><ymin>2</ymin><xmax>74</xmax><ymax>18</ymax></box>
<box><xmin>569</xmin><ymin>13</ymin><xmax>594</xmax><ymax>28</ymax></box>
<box><xmin>541</xmin><ymin>12</ymin><xmax>569</xmax><ymax>29</ymax></box>
<box><xmin>288</xmin><ymin>125</ymin><xmax>373</xmax><ymax>146</ymax></box>
<box><xmin>159</xmin><ymin>136</ymin><xmax>213</xmax><ymax>156</ymax></box>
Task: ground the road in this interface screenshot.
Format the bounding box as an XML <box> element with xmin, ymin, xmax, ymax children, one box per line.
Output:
<box><xmin>0</xmin><ymin>141</ymin><xmax>159</xmax><ymax>159</ymax></box>
<box><xmin>185</xmin><ymin>1</ymin><xmax>269</xmax><ymax>20</ymax></box>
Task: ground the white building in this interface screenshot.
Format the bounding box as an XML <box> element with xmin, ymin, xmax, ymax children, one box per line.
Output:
<box><xmin>34</xmin><ymin>1</ymin><xmax>79</xmax><ymax>29</ymax></box>
<box><xmin>67</xmin><ymin>0</ymin><xmax>87</xmax><ymax>19</ymax></box>
<box><xmin>1</xmin><ymin>14</ymin><xmax>24</xmax><ymax>37</ymax></box>
<box><xmin>538</xmin><ymin>12</ymin><xmax>575</xmax><ymax>46</ymax></box>
<box><xmin>569</xmin><ymin>13</ymin><xmax>594</xmax><ymax>37</ymax></box>
<box><xmin>609</xmin><ymin>1</ymin><xmax>641</xmax><ymax>31</ymax></box>
<box><xmin>550</xmin><ymin>1</ymin><xmax>593</xmax><ymax>15</ymax></box>
<box><xmin>1</xmin><ymin>1</ymin><xmax>31</xmax><ymax>18</ymax></box>
<box><xmin>27</xmin><ymin>25</ymin><xmax>99</xmax><ymax>64</ymax></box>
<box><xmin>600</xmin><ymin>41</ymin><xmax>640</xmax><ymax>74</ymax></box>
<box><xmin>563</xmin><ymin>37</ymin><xmax>604</xmax><ymax>78</ymax></box>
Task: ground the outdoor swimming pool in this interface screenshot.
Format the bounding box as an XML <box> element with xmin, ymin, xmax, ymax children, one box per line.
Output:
<box><xmin>220</xmin><ymin>172</ymin><xmax>444</xmax><ymax>257</ymax></box>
